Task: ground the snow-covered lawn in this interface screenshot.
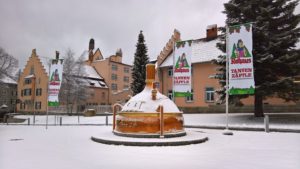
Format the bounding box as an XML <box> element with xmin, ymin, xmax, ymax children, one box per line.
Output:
<box><xmin>184</xmin><ymin>113</ymin><xmax>300</xmax><ymax>130</ymax></box>
<box><xmin>0</xmin><ymin>126</ymin><xmax>299</xmax><ymax>169</ymax></box>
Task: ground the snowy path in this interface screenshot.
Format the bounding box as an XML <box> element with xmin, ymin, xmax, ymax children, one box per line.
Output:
<box><xmin>0</xmin><ymin>126</ymin><xmax>299</xmax><ymax>169</ymax></box>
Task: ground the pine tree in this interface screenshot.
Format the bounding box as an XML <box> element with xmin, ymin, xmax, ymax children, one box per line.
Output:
<box><xmin>131</xmin><ymin>31</ymin><xmax>149</xmax><ymax>96</ymax></box>
<box><xmin>215</xmin><ymin>0</ymin><xmax>300</xmax><ymax>117</ymax></box>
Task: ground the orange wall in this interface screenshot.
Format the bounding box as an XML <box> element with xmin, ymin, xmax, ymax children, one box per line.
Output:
<box><xmin>159</xmin><ymin>62</ymin><xmax>296</xmax><ymax>107</ymax></box>
<box><xmin>159</xmin><ymin>62</ymin><xmax>220</xmax><ymax>107</ymax></box>
<box><xmin>17</xmin><ymin>51</ymin><xmax>49</xmax><ymax>113</ymax></box>
<box><xmin>92</xmin><ymin>57</ymin><xmax>132</xmax><ymax>104</ymax></box>
<box><xmin>86</xmin><ymin>87</ymin><xmax>109</xmax><ymax>105</ymax></box>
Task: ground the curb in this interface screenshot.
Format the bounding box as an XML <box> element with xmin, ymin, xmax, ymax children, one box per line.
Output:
<box><xmin>91</xmin><ymin>136</ymin><xmax>209</xmax><ymax>146</ymax></box>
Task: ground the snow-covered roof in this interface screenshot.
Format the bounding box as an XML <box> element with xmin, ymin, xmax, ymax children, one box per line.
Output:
<box><xmin>0</xmin><ymin>74</ymin><xmax>17</xmax><ymax>84</ymax></box>
<box><xmin>160</xmin><ymin>38</ymin><xmax>223</xmax><ymax>67</ymax></box>
<box><xmin>85</xmin><ymin>79</ymin><xmax>108</xmax><ymax>88</ymax></box>
<box><xmin>81</xmin><ymin>49</ymin><xmax>100</xmax><ymax>59</ymax></box>
<box><xmin>207</xmin><ymin>24</ymin><xmax>217</xmax><ymax>29</ymax></box>
<box><xmin>121</xmin><ymin>87</ymin><xmax>180</xmax><ymax>113</ymax></box>
<box><xmin>83</xmin><ymin>65</ymin><xmax>103</xmax><ymax>80</ymax></box>
<box><xmin>73</xmin><ymin>76</ymin><xmax>107</xmax><ymax>88</ymax></box>
<box><xmin>81</xmin><ymin>50</ymin><xmax>89</xmax><ymax>59</ymax></box>
<box><xmin>296</xmin><ymin>41</ymin><xmax>300</xmax><ymax>49</ymax></box>
<box><xmin>24</xmin><ymin>74</ymin><xmax>35</xmax><ymax>79</ymax></box>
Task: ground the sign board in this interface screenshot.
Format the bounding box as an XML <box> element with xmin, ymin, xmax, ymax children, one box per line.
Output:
<box><xmin>173</xmin><ymin>40</ymin><xmax>192</xmax><ymax>97</ymax></box>
<box><xmin>227</xmin><ymin>23</ymin><xmax>255</xmax><ymax>95</ymax></box>
<box><xmin>48</xmin><ymin>59</ymin><xmax>63</xmax><ymax>106</ymax></box>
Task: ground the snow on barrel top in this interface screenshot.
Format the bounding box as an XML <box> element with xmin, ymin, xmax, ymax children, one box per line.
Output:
<box><xmin>121</xmin><ymin>64</ymin><xmax>180</xmax><ymax>113</ymax></box>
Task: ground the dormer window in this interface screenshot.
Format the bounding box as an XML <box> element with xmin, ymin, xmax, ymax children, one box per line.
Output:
<box><xmin>30</xmin><ymin>66</ymin><xmax>34</xmax><ymax>75</ymax></box>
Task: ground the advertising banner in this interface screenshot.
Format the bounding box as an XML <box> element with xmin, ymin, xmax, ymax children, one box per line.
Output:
<box><xmin>48</xmin><ymin>60</ymin><xmax>63</xmax><ymax>106</ymax></box>
<box><xmin>173</xmin><ymin>40</ymin><xmax>192</xmax><ymax>97</ymax></box>
<box><xmin>228</xmin><ymin>23</ymin><xmax>255</xmax><ymax>95</ymax></box>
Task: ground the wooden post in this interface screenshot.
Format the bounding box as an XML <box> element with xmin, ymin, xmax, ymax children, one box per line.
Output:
<box><xmin>112</xmin><ymin>103</ymin><xmax>123</xmax><ymax>131</ymax></box>
<box><xmin>160</xmin><ymin>105</ymin><xmax>164</xmax><ymax>137</ymax></box>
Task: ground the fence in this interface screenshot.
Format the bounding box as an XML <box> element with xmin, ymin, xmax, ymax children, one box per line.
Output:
<box><xmin>48</xmin><ymin>105</ymin><xmax>113</xmax><ymax>114</ymax></box>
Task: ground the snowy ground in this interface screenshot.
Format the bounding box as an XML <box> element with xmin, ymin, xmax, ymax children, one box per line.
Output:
<box><xmin>7</xmin><ymin>113</ymin><xmax>300</xmax><ymax>130</ymax></box>
<box><xmin>183</xmin><ymin>113</ymin><xmax>300</xmax><ymax>130</ymax></box>
<box><xmin>1</xmin><ymin>126</ymin><xmax>299</xmax><ymax>169</ymax></box>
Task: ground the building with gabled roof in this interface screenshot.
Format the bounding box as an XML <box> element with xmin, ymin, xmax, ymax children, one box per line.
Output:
<box><xmin>17</xmin><ymin>49</ymin><xmax>50</xmax><ymax>113</ymax></box>
<box><xmin>156</xmin><ymin>25</ymin><xmax>299</xmax><ymax>112</ymax></box>
<box><xmin>17</xmin><ymin>49</ymin><xmax>109</xmax><ymax>114</ymax></box>
<box><xmin>156</xmin><ymin>26</ymin><xmax>223</xmax><ymax>108</ymax></box>
<box><xmin>84</xmin><ymin>39</ymin><xmax>132</xmax><ymax>104</ymax></box>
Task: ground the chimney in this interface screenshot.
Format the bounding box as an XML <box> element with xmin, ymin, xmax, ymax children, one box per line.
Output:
<box><xmin>89</xmin><ymin>38</ymin><xmax>95</xmax><ymax>51</ymax></box>
<box><xmin>116</xmin><ymin>48</ymin><xmax>122</xmax><ymax>57</ymax></box>
<box><xmin>88</xmin><ymin>39</ymin><xmax>95</xmax><ymax>62</ymax></box>
<box><xmin>32</xmin><ymin>49</ymin><xmax>36</xmax><ymax>56</ymax></box>
<box><xmin>55</xmin><ymin>51</ymin><xmax>59</xmax><ymax>60</ymax></box>
<box><xmin>206</xmin><ymin>24</ymin><xmax>218</xmax><ymax>40</ymax></box>
<box><xmin>146</xmin><ymin>64</ymin><xmax>155</xmax><ymax>88</ymax></box>
<box><xmin>146</xmin><ymin>63</ymin><xmax>156</xmax><ymax>100</ymax></box>
<box><xmin>145</xmin><ymin>64</ymin><xmax>158</xmax><ymax>100</ymax></box>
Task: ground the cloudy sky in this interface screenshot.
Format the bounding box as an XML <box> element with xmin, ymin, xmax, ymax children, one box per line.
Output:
<box><xmin>0</xmin><ymin>0</ymin><xmax>299</xmax><ymax>70</ymax></box>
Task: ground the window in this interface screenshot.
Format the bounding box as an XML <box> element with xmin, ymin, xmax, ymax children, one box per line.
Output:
<box><xmin>30</xmin><ymin>66</ymin><xmax>34</xmax><ymax>75</ymax></box>
<box><xmin>111</xmin><ymin>74</ymin><xmax>118</xmax><ymax>80</ymax></box>
<box><xmin>24</xmin><ymin>79</ymin><xmax>31</xmax><ymax>84</ymax></box>
<box><xmin>123</xmin><ymin>76</ymin><xmax>129</xmax><ymax>82</ymax></box>
<box><xmin>123</xmin><ymin>85</ymin><xmax>129</xmax><ymax>90</ymax></box>
<box><xmin>112</xmin><ymin>64</ymin><xmax>118</xmax><ymax>71</ymax></box>
<box><xmin>11</xmin><ymin>99</ymin><xmax>16</xmax><ymax>104</ymax></box>
<box><xmin>205</xmin><ymin>87</ymin><xmax>214</xmax><ymax>102</ymax></box>
<box><xmin>168</xmin><ymin>67</ymin><xmax>173</xmax><ymax>76</ymax></box>
<box><xmin>102</xmin><ymin>92</ymin><xmax>105</xmax><ymax>99</ymax></box>
<box><xmin>186</xmin><ymin>89</ymin><xmax>194</xmax><ymax>102</ymax></box>
<box><xmin>36</xmin><ymin>88</ymin><xmax>42</xmax><ymax>96</ymax></box>
<box><xmin>124</xmin><ymin>67</ymin><xmax>130</xmax><ymax>73</ymax></box>
<box><xmin>20</xmin><ymin>103</ymin><xmax>26</xmax><ymax>110</ymax></box>
<box><xmin>24</xmin><ymin>89</ymin><xmax>32</xmax><ymax>96</ymax></box>
<box><xmin>167</xmin><ymin>90</ymin><xmax>173</xmax><ymax>100</ymax></box>
<box><xmin>35</xmin><ymin>102</ymin><xmax>41</xmax><ymax>110</ymax></box>
<box><xmin>11</xmin><ymin>90</ymin><xmax>17</xmax><ymax>96</ymax></box>
<box><xmin>111</xmin><ymin>83</ymin><xmax>118</xmax><ymax>90</ymax></box>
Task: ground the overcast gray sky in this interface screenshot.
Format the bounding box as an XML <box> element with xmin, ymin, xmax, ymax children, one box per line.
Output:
<box><xmin>0</xmin><ymin>0</ymin><xmax>299</xmax><ymax>70</ymax></box>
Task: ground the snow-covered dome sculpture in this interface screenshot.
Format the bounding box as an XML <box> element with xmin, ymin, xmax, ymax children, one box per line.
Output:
<box><xmin>114</xmin><ymin>64</ymin><xmax>185</xmax><ymax>137</ymax></box>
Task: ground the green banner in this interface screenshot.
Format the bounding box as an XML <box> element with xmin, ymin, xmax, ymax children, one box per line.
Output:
<box><xmin>229</xmin><ymin>86</ymin><xmax>255</xmax><ymax>95</ymax></box>
<box><xmin>174</xmin><ymin>92</ymin><xmax>192</xmax><ymax>97</ymax></box>
<box><xmin>48</xmin><ymin>101</ymin><xmax>59</xmax><ymax>107</ymax></box>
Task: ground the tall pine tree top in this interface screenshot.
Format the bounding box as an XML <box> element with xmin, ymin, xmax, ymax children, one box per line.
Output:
<box><xmin>131</xmin><ymin>31</ymin><xmax>149</xmax><ymax>96</ymax></box>
<box><xmin>214</xmin><ymin>0</ymin><xmax>300</xmax><ymax>116</ymax></box>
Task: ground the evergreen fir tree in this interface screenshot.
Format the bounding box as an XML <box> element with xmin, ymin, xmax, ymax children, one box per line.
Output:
<box><xmin>131</xmin><ymin>31</ymin><xmax>149</xmax><ymax>95</ymax></box>
<box><xmin>214</xmin><ymin>0</ymin><xmax>300</xmax><ymax>117</ymax></box>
